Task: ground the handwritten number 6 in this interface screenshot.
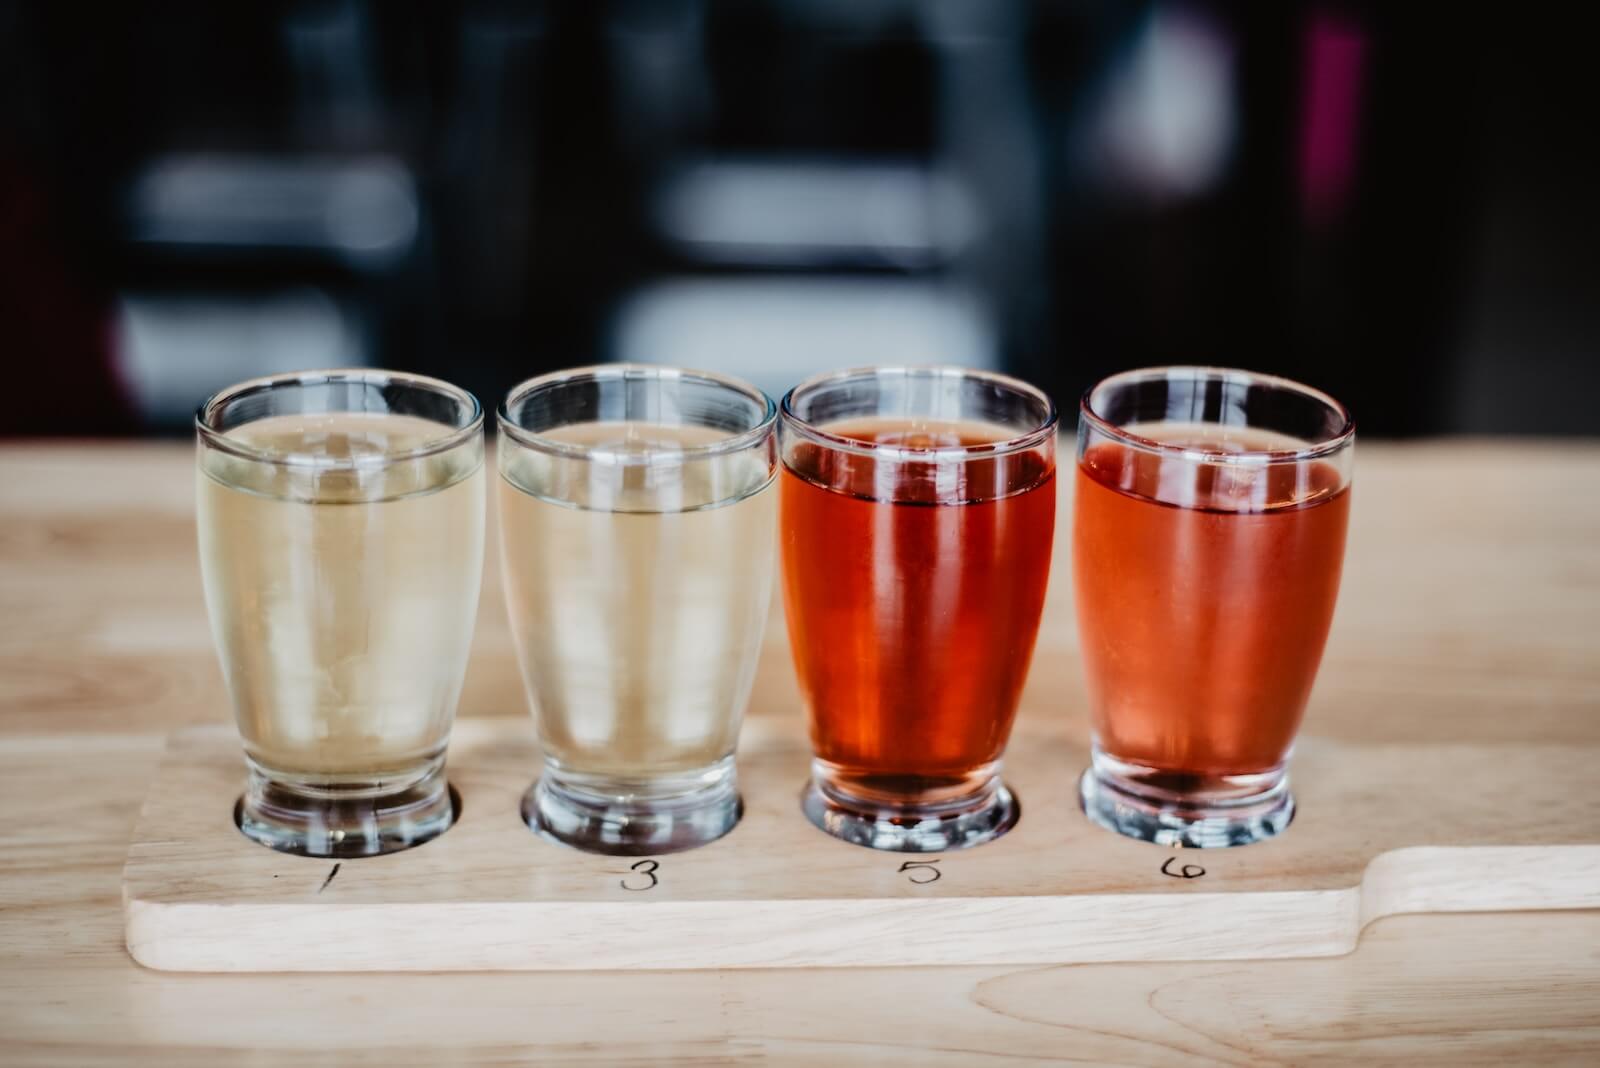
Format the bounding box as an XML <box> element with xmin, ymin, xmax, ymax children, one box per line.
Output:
<box><xmin>1160</xmin><ymin>856</ymin><xmax>1205</xmax><ymax>880</ymax></box>
<box><xmin>899</xmin><ymin>860</ymin><xmax>942</xmax><ymax>885</ymax></box>
<box><xmin>621</xmin><ymin>859</ymin><xmax>659</xmax><ymax>891</ymax></box>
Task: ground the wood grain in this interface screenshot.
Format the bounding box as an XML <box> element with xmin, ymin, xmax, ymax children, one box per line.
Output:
<box><xmin>124</xmin><ymin>717</ymin><xmax>1600</xmax><ymax>971</ymax></box>
<box><xmin>4</xmin><ymin>440</ymin><xmax>1600</xmax><ymax>1062</ymax></box>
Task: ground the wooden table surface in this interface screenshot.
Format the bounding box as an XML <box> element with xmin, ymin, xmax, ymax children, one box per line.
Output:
<box><xmin>2</xmin><ymin>440</ymin><xmax>1598</xmax><ymax>1066</ymax></box>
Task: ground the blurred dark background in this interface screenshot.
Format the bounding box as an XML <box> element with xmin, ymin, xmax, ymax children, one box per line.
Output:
<box><xmin>1</xmin><ymin>0</ymin><xmax>1595</xmax><ymax>438</ymax></box>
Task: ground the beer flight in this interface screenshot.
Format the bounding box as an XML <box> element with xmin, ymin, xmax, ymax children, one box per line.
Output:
<box><xmin>195</xmin><ymin>364</ymin><xmax>1353</xmax><ymax>860</ymax></box>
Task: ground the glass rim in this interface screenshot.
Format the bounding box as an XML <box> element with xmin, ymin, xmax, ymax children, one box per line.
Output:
<box><xmin>1080</xmin><ymin>365</ymin><xmax>1356</xmax><ymax>463</ymax></box>
<box><xmin>779</xmin><ymin>365</ymin><xmax>1060</xmax><ymax>462</ymax></box>
<box><xmin>496</xmin><ymin>363</ymin><xmax>778</xmax><ymax>465</ymax></box>
<box><xmin>194</xmin><ymin>368</ymin><xmax>485</xmax><ymax>469</ymax></box>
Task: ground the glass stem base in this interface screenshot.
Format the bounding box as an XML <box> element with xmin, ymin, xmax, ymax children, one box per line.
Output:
<box><xmin>802</xmin><ymin>761</ymin><xmax>1020</xmax><ymax>852</ymax></box>
<box><xmin>1078</xmin><ymin>745</ymin><xmax>1294</xmax><ymax>848</ymax></box>
<box><xmin>235</xmin><ymin>755</ymin><xmax>455</xmax><ymax>858</ymax></box>
<box><xmin>524</xmin><ymin>756</ymin><xmax>742</xmax><ymax>856</ymax></box>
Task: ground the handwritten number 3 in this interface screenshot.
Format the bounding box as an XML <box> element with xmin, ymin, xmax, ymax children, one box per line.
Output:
<box><xmin>899</xmin><ymin>860</ymin><xmax>942</xmax><ymax>885</ymax></box>
<box><xmin>1160</xmin><ymin>856</ymin><xmax>1205</xmax><ymax>880</ymax></box>
<box><xmin>621</xmin><ymin>859</ymin><xmax>659</xmax><ymax>891</ymax></box>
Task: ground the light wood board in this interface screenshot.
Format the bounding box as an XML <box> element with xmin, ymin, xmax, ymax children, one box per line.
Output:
<box><xmin>124</xmin><ymin>714</ymin><xmax>1600</xmax><ymax>971</ymax></box>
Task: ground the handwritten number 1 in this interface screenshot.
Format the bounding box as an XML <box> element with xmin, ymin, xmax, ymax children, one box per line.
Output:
<box><xmin>620</xmin><ymin>859</ymin><xmax>660</xmax><ymax>891</ymax></box>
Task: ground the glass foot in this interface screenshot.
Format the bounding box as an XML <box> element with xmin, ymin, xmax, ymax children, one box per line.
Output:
<box><xmin>235</xmin><ymin>757</ymin><xmax>456</xmax><ymax>857</ymax></box>
<box><xmin>523</xmin><ymin>756</ymin><xmax>742</xmax><ymax>856</ymax></box>
<box><xmin>1078</xmin><ymin>746</ymin><xmax>1294</xmax><ymax>848</ymax></box>
<box><xmin>801</xmin><ymin>768</ymin><xmax>1020</xmax><ymax>852</ymax></box>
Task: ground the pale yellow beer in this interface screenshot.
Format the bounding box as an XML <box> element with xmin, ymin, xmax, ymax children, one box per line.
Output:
<box><xmin>196</xmin><ymin>370</ymin><xmax>485</xmax><ymax>856</ymax></box>
<box><xmin>199</xmin><ymin>412</ymin><xmax>485</xmax><ymax>781</ymax></box>
<box><xmin>496</xmin><ymin>366</ymin><xmax>777</xmax><ymax>854</ymax></box>
<box><xmin>499</xmin><ymin>422</ymin><xmax>774</xmax><ymax>779</ymax></box>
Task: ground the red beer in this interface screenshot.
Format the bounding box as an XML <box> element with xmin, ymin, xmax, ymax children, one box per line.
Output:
<box><xmin>1074</xmin><ymin>430</ymin><xmax>1349</xmax><ymax>776</ymax></box>
<box><xmin>782</xmin><ymin>420</ymin><xmax>1055</xmax><ymax>801</ymax></box>
<box><xmin>779</xmin><ymin>368</ymin><xmax>1058</xmax><ymax>851</ymax></box>
<box><xmin>1073</xmin><ymin>368</ymin><xmax>1354</xmax><ymax>847</ymax></box>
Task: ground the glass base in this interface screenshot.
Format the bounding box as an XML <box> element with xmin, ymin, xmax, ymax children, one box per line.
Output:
<box><xmin>235</xmin><ymin>755</ymin><xmax>456</xmax><ymax>858</ymax></box>
<box><xmin>801</xmin><ymin>763</ymin><xmax>1020</xmax><ymax>852</ymax></box>
<box><xmin>523</xmin><ymin>756</ymin><xmax>742</xmax><ymax>856</ymax></box>
<box><xmin>1078</xmin><ymin>746</ymin><xmax>1294</xmax><ymax>848</ymax></box>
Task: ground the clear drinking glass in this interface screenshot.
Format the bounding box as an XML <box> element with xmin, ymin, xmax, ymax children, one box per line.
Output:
<box><xmin>1073</xmin><ymin>366</ymin><xmax>1354</xmax><ymax>847</ymax></box>
<box><xmin>497</xmin><ymin>364</ymin><xmax>778</xmax><ymax>855</ymax></box>
<box><xmin>196</xmin><ymin>369</ymin><xmax>486</xmax><ymax>857</ymax></box>
<box><xmin>779</xmin><ymin>367</ymin><xmax>1059</xmax><ymax>851</ymax></box>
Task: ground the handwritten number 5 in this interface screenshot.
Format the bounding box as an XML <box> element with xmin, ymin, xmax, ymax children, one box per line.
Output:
<box><xmin>1160</xmin><ymin>856</ymin><xmax>1205</xmax><ymax>880</ymax></box>
<box><xmin>621</xmin><ymin>859</ymin><xmax>659</xmax><ymax>891</ymax></box>
<box><xmin>899</xmin><ymin>860</ymin><xmax>942</xmax><ymax>885</ymax></box>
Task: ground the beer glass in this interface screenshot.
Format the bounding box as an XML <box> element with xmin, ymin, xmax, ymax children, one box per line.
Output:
<box><xmin>196</xmin><ymin>369</ymin><xmax>486</xmax><ymax>857</ymax></box>
<box><xmin>1074</xmin><ymin>366</ymin><xmax>1354</xmax><ymax>847</ymax></box>
<box><xmin>498</xmin><ymin>365</ymin><xmax>778</xmax><ymax>855</ymax></box>
<box><xmin>779</xmin><ymin>366</ymin><xmax>1058</xmax><ymax>851</ymax></box>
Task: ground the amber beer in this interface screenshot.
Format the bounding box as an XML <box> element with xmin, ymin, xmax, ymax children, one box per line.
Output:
<box><xmin>1073</xmin><ymin>368</ymin><xmax>1354</xmax><ymax>848</ymax></box>
<box><xmin>779</xmin><ymin>368</ymin><xmax>1058</xmax><ymax>852</ymax></box>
